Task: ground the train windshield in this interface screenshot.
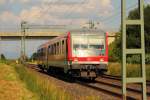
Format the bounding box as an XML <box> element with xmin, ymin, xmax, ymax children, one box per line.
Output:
<box><xmin>72</xmin><ymin>34</ymin><xmax>105</xmax><ymax>57</ymax></box>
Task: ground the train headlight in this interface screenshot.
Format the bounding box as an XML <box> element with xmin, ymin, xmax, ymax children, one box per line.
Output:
<box><xmin>100</xmin><ymin>58</ymin><xmax>104</xmax><ymax>62</ymax></box>
<box><xmin>74</xmin><ymin>58</ymin><xmax>78</xmax><ymax>62</ymax></box>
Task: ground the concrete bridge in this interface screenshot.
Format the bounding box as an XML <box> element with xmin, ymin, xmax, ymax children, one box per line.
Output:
<box><xmin>0</xmin><ymin>31</ymin><xmax>117</xmax><ymax>44</ymax></box>
<box><xmin>0</xmin><ymin>31</ymin><xmax>65</xmax><ymax>40</ymax></box>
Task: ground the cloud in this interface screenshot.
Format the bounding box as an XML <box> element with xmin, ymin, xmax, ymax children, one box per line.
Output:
<box><xmin>0</xmin><ymin>11</ymin><xmax>20</xmax><ymax>23</ymax></box>
<box><xmin>0</xmin><ymin>0</ymin><xmax>114</xmax><ymax>31</ymax></box>
<box><xmin>0</xmin><ymin>0</ymin><xmax>5</xmax><ymax>4</ymax></box>
<box><xmin>19</xmin><ymin>5</ymin><xmax>88</xmax><ymax>26</ymax></box>
<box><xmin>0</xmin><ymin>0</ymin><xmax>31</xmax><ymax>4</ymax></box>
<box><xmin>20</xmin><ymin>6</ymin><xmax>42</xmax><ymax>23</ymax></box>
<box><xmin>21</xmin><ymin>0</ymin><xmax>30</xmax><ymax>3</ymax></box>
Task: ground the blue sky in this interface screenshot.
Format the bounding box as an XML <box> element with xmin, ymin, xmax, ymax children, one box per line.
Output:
<box><xmin>0</xmin><ymin>0</ymin><xmax>149</xmax><ymax>59</ymax></box>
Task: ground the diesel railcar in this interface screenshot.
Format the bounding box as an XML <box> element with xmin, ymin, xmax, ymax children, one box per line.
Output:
<box><xmin>37</xmin><ymin>29</ymin><xmax>108</xmax><ymax>80</ymax></box>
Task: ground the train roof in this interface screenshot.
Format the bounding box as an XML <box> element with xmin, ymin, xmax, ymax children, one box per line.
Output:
<box><xmin>38</xmin><ymin>33</ymin><xmax>67</xmax><ymax>50</ymax></box>
<box><xmin>69</xmin><ymin>29</ymin><xmax>106</xmax><ymax>34</ymax></box>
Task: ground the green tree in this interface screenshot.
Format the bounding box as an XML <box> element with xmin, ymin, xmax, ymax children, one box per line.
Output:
<box><xmin>127</xmin><ymin>5</ymin><xmax>150</xmax><ymax>52</ymax></box>
<box><xmin>109</xmin><ymin>32</ymin><xmax>122</xmax><ymax>62</ymax></box>
<box><xmin>109</xmin><ymin>5</ymin><xmax>150</xmax><ymax>62</ymax></box>
<box><xmin>30</xmin><ymin>52</ymin><xmax>38</xmax><ymax>60</ymax></box>
<box><xmin>1</xmin><ymin>54</ymin><xmax>6</xmax><ymax>60</ymax></box>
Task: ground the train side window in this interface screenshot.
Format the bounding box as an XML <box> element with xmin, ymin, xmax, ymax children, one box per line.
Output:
<box><xmin>62</xmin><ymin>40</ymin><xmax>64</xmax><ymax>54</ymax></box>
<box><xmin>48</xmin><ymin>45</ymin><xmax>51</xmax><ymax>54</ymax></box>
<box><xmin>54</xmin><ymin>43</ymin><xmax>56</xmax><ymax>55</ymax></box>
<box><xmin>51</xmin><ymin>44</ymin><xmax>54</xmax><ymax>55</ymax></box>
<box><xmin>51</xmin><ymin>45</ymin><xmax>53</xmax><ymax>55</ymax></box>
<box><xmin>64</xmin><ymin>40</ymin><xmax>66</xmax><ymax>54</ymax></box>
<box><xmin>57</xmin><ymin>42</ymin><xmax>59</xmax><ymax>55</ymax></box>
<box><xmin>59</xmin><ymin>41</ymin><xmax>62</xmax><ymax>54</ymax></box>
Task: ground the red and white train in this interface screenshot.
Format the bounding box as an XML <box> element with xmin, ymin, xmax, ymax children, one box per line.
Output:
<box><xmin>37</xmin><ymin>29</ymin><xmax>108</xmax><ymax>80</ymax></box>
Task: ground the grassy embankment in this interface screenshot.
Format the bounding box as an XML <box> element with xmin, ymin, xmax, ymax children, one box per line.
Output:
<box><xmin>107</xmin><ymin>63</ymin><xmax>150</xmax><ymax>80</ymax></box>
<box><xmin>14</xmin><ymin>64</ymin><xmax>71</xmax><ymax>100</ymax></box>
<box><xmin>5</xmin><ymin>61</ymin><xmax>100</xmax><ymax>100</ymax></box>
<box><xmin>0</xmin><ymin>62</ymin><xmax>38</xmax><ymax>100</ymax></box>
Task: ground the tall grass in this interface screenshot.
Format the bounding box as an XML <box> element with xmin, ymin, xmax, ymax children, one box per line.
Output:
<box><xmin>107</xmin><ymin>63</ymin><xmax>150</xmax><ymax>80</ymax></box>
<box><xmin>14</xmin><ymin>64</ymin><xmax>71</xmax><ymax>100</ymax></box>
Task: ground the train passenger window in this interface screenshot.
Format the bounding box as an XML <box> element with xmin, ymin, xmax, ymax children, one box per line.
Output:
<box><xmin>48</xmin><ymin>45</ymin><xmax>51</xmax><ymax>54</ymax></box>
<box><xmin>62</xmin><ymin>40</ymin><xmax>64</xmax><ymax>45</ymax></box>
<box><xmin>73</xmin><ymin>44</ymin><xmax>88</xmax><ymax>49</ymax></box>
<box><xmin>59</xmin><ymin>42</ymin><xmax>61</xmax><ymax>54</ymax></box>
<box><xmin>66</xmin><ymin>40</ymin><xmax>67</xmax><ymax>54</ymax></box>
<box><xmin>62</xmin><ymin>40</ymin><xmax>64</xmax><ymax>54</ymax></box>
<box><xmin>51</xmin><ymin>45</ymin><xmax>54</xmax><ymax>55</ymax></box>
<box><xmin>54</xmin><ymin>44</ymin><xmax>56</xmax><ymax>55</ymax></box>
<box><xmin>57</xmin><ymin>42</ymin><xmax>59</xmax><ymax>54</ymax></box>
<box><xmin>89</xmin><ymin>44</ymin><xmax>104</xmax><ymax>49</ymax></box>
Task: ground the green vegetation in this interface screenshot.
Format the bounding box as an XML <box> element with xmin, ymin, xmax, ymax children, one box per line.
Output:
<box><xmin>13</xmin><ymin>64</ymin><xmax>100</xmax><ymax>100</ymax></box>
<box><xmin>108</xmin><ymin>5</ymin><xmax>150</xmax><ymax>81</ymax></box>
<box><xmin>107</xmin><ymin>63</ymin><xmax>150</xmax><ymax>80</ymax></box>
<box><xmin>14</xmin><ymin>64</ymin><xmax>71</xmax><ymax>100</ymax></box>
<box><xmin>30</xmin><ymin>52</ymin><xmax>38</xmax><ymax>61</ymax></box>
<box><xmin>0</xmin><ymin>60</ymin><xmax>100</xmax><ymax>100</ymax></box>
<box><xmin>1</xmin><ymin>54</ymin><xmax>6</xmax><ymax>60</ymax></box>
<box><xmin>109</xmin><ymin>5</ymin><xmax>150</xmax><ymax>63</ymax></box>
<box><xmin>0</xmin><ymin>63</ymin><xmax>37</xmax><ymax>100</ymax></box>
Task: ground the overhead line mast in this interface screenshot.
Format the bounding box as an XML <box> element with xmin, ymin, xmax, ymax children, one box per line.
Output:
<box><xmin>121</xmin><ymin>0</ymin><xmax>147</xmax><ymax>99</ymax></box>
<box><xmin>20</xmin><ymin>21</ymin><xmax>67</xmax><ymax>63</ymax></box>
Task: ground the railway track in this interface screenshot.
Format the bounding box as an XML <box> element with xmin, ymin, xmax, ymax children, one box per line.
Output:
<box><xmin>27</xmin><ymin>64</ymin><xmax>150</xmax><ymax>100</ymax></box>
<box><xmin>76</xmin><ymin>80</ymin><xmax>134</xmax><ymax>100</ymax></box>
<box><xmin>98</xmin><ymin>76</ymin><xmax>150</xmax><ymax>99</ymax></box>
<box><xmin>102</xmin><ymin>74</ymin><xmax>150</xmax><ymax>86</ymax></box>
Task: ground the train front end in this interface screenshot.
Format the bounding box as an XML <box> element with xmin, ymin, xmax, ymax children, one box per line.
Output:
<box><xmin>67</xmin><ymin>30</ymin><xmax>108</xmax><ymax>79</ymax></box>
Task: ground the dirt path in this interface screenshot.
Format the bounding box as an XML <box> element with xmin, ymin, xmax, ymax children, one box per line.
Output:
<box><xmin>0</xmin><ymin>63</ymin><xmax>38</xmax><ymax>100</ymax></box>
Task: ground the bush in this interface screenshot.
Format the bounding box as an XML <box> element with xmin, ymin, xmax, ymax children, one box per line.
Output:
<box><xmin>126</xmin><ymin>54</ymin><xmax>150</xmax><ymax>64</ymax></box>
<box><xmin>107</xmin><ymin>63</ymin><xmax>150</xmax><ymax>80</ymax></box>
<box><xmin>126</xmin><ymin>55</ymin><xmax>141</xmax><ymax>64</ymax></box>
<box><xmin>146</xmin><ymin>54</ymin><xmax>150</xmax><ymax>64</ymax></box>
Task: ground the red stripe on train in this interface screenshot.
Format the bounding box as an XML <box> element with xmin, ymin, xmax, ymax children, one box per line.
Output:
<box><xmin>72</xmin><ymin>56</ymin><xmax>108</xmax><ymax>62</ymax></box>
